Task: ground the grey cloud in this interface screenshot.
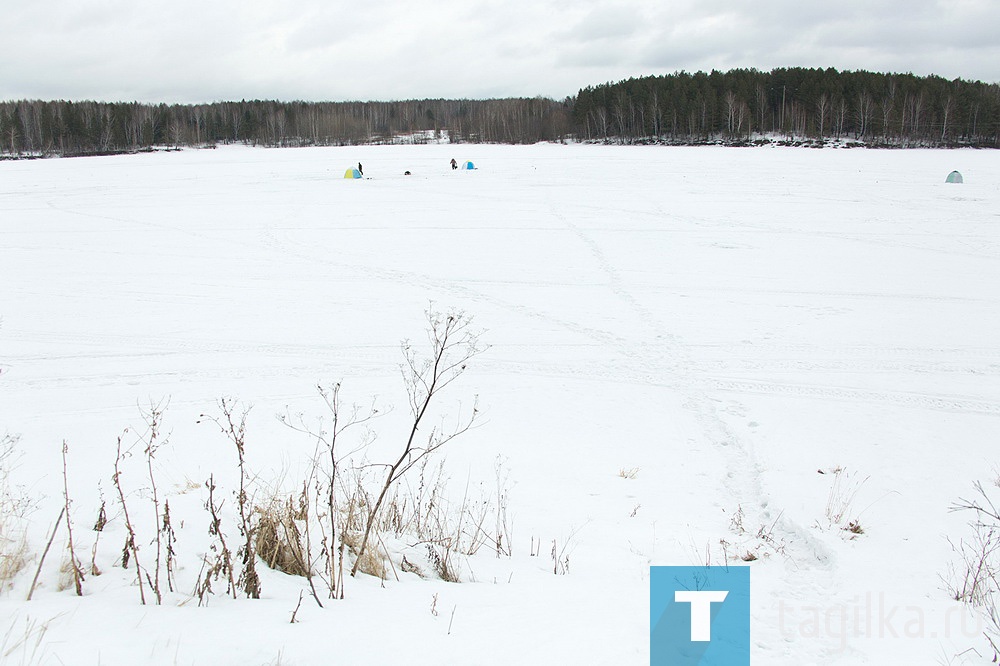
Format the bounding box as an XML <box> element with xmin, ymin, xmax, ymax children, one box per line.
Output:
<box><xmin>556</xmin><ymin>45</ymin><xmax>633</xmax><ymax>69</ymax></box>
<box><xmin>567</xmin><ymin>6</ymin><xmax>643</xmax><ymax>42</ymax></box>
<box><xmin>631</xmin><ymin>0</ymin><xmax>1000</xmax><ymax>82</ymax></box>
<box><xmin>0</xmin><ymin>0</ymin><xmax>998</xmax><ymax>103</ymax></box>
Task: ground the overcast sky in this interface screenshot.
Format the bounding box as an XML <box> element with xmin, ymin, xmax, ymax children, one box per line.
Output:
<box><xmin>3</xmin><ymin>0</ymin><xmax>998</xmax><ymax>103</ymax></box>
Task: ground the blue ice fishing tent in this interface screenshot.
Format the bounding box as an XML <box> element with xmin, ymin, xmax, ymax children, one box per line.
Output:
<box><xmin>463</xmin><ymin>161</ymin><xmax>475</xmax><ymax>170</ymax></box>
<box><xmin>344</xmin><ymin>168</ymin><xmax>362</xmax><ymax>179</ymax></box>
<box><xmin>945</xmin><ymin>170</ymin><xmax>963</xmax><ymax>183</ymax></box>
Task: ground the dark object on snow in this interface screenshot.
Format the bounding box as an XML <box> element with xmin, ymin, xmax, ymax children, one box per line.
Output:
<box><xmin>404</xmin><ymin>170</ymin><xmax>411</xmax><ymax>175</ymax></box>
<box><xmin>358</xmin><ymin>162</ymin><xmax>363</xmax><ymax>176</ymax></box>
<box><xmin>450</xmin><ymin>158</ymin><xmax>457</xmax><ymax>170</ymax></box>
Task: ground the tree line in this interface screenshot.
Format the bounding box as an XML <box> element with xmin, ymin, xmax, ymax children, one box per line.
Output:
<box><xmin>0</xmin><ymin>98</ymin><xmax>571</xmax><ymax>157</ymax></box>
<box><xmin>574</xmin><ymin>67</ymin><xmax>1000</xmax><ymax>146</ymax></box>
<box><xmin>1</xmin><ymin>67</ymin><xmax>998</xmax><ymax>157</ymax></box>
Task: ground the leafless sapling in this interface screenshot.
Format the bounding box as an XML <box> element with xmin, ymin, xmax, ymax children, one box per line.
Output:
<box><xmin>351</xmin><ymin>310</ymin><xmax>484</xmax><ymax>577</ymax></box>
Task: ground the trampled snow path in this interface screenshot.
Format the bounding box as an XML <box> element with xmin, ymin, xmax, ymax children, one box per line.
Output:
<box><xmin>554</xmin><ymin>199</ymin><xmax>847</xmax><ymax>662</ymax></box>
<box><xmin>1</xmin><ymin>143</ymin><xmax>999</xmax><ymax>664</ymax></box>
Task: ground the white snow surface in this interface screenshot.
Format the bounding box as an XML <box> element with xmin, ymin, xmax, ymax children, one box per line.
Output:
<box><xmin>1</xmin><ymin>143</ymin><xmax>999</xmax><ymax>665</ymax></box>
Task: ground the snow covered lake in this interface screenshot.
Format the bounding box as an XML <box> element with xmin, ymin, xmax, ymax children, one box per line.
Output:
<box><xmin>2</xmin><ymin>143</ymin><xmax>999</xmax><ymax>664</ymax></box>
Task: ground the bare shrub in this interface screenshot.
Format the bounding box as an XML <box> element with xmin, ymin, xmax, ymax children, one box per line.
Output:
<box><xmin>138</xmin><ymin>402</ymin><xmax>168</xmax><ymax>604</ymax></box>
<box><xmin>112</xmin><ymin>430</ymin><xmax>147</xmax><ymax>605</ymax></box>
<box><xmin>0</xmin><ymin>434</ymin><xmax>32</xmax><ymax>590</ymax></box>
<box><xmin>90</xmin><ymin>496</ymin><xmax>107</xmax><ymax>576</ymax></box>
<box><xmin>279</xmin><ymin>382</ymin><xmax>379</xmax><ymax>600</ymax></box>
<box><xmin>60</xmin><ymin>441</ymin><xmax>84</xmax><ymax>596</ymax></box>
<box><xmin>551</xmin><ymin>538</ymin><xmax>570</xmax><ymax>575</ymax></box>
<box><xmin>194</xmin><ymin>474</ymin><xmax>237</xmax><ymax>604</ymax></box>
<box><xmin>161</xmin><ymin>500</ymin><xmax>177</xmax><ymax>593</ymax></box>
<box><xmin>201</xmin><ymin>398</ymin><xmax>260</xmax><ymax>599</ymax></box>
<box><xmin>949</xmin><ymin>484</ymin><xmax>1000</xmax><ymax>603</ymax></box>
<box><xmin>106</xmin><ymin>402</ymin><xmax>174</xmax><ymax>605</ymax></box>
<box><xmin>944</xmin><ymin>526</ymin><xmax>1000</xmax><ymax>606</ymax></box>
<box><xmin>188</xmin><ymin>310</ymin><xmax>497</xmax><ymax>600</ymax></box>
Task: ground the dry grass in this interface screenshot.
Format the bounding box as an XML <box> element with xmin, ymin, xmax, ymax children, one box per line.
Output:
<box><xmin>948</xmin><ymin>484</ymin><xmax>1000</xmax><ymax>606</ymax></box>
<box><xmin>425</xmin><ymin>542</ymin><xmax>460</xmax><ymax>583</ymax></box>
<box><xmin>1</xmin><ymin>615</ymin><xmax>51</xmax><ymax>666</ymax></box>
<box><xmin>57</xmin><ymin>556</ymin><xmax>79</xmax><ymax>593</ymax></box>
<box><xmin>255</xmin><ymin>498</ymin><xmax>310</xmax><ymax>578</ymax></box>
<box><xmin>825</xmin><ymin>467</ymin><xmax>868</xmax><ymax>526</ymax></box>
<box><xmin>341</xmin><ymin>530</ymin><xmax>386</xmax><ymax>579</ymax></box>
<box><xmin>0</xmin><ymin>534</ymin><xmax>27</xmax><ymax>590</ymax></box>
<box><xmin>323</xmin><ymin>455</ymin><xmax>512</xmax><ymax>583</ymax></box>
<box><xmin>725</xmin><ymin>504</ymin><xmax>786</xmax><ymax>563</ymax></box>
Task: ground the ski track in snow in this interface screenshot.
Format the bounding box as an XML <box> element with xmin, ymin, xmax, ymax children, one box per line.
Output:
<box><xmin>258</xmin><ymin>223</ymin><xmax>655</xmax><ymax>358</ymax></box>
<box><xmin>257</xmin><ymin>218</ymin><xmax>1000</xmax><ymax>418</ymax></box>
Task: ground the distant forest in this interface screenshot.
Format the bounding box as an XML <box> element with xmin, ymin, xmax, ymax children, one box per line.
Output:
<box><xmin>1</xmin><ymin>67</ymin><xmax>998</xmax><ymax>157</ymax></box>
<box><xmin>573</xmin><ymin>68</ymin><xmax>1000</xmax><ymax>146</ymax></box>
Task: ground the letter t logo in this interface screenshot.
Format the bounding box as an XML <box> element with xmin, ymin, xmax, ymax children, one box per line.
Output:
<box><xmin>674</xmin><ymin>590</ymin><xmax>729</xmax><ymax>641</ymax></box>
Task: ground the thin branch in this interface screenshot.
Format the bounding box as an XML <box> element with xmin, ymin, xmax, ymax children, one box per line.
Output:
<box><xmin>26</xmin><ymin>508</ymin><xmax>64</xmax><ymax>601</ymax></box>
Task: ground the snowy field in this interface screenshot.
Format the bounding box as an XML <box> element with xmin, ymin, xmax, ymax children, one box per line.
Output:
<box><xmin>2</xmin><ymin>143</ymin><xmax>1000</xmax><ymax>665</ymax></box>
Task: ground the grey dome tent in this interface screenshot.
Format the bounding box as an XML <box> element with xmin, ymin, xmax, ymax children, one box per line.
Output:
<box><xmin>946</xmin><ymin>171</ymin><xmax>963</xmax><ymax>184</ymax></box>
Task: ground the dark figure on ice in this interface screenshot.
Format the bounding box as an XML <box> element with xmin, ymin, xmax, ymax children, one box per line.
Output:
<box><xmin>450</xmin><ymin>158</ymin><xmax>457</xmax><ymax>170</ymax></box>
<box><xmin>358</xmin><ymin>162</ymin><xmax>363</xmax><ymax>176</ymax></box>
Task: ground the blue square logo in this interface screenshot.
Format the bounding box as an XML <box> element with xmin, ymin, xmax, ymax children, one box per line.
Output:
<box><xmin>650</xmin><ymin>566</ymin><xmax>750</xmax><ymax>665</ymax></box>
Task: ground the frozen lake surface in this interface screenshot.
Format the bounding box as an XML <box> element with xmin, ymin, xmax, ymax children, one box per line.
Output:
<box><xmin>2</xmin><ymin>143</ymin><xmax>999</xmax><ymax>664</ymax></box>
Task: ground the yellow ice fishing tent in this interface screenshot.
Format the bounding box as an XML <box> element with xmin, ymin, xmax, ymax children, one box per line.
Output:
<box><xmin>344</xmin><ymin>168</ymin><xmax>362</xmax><ymax>179</ymax></box>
